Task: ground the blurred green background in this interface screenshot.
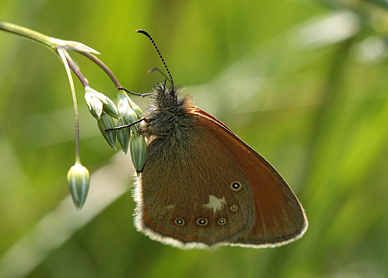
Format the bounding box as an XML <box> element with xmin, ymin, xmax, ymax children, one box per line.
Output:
<box><xmin>1</xmin><ymin>0</ymin><xmax>388</xmax><ymax>277</ymax></box>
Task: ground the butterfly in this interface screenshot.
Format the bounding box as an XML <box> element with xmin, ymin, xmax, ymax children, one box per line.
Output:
<box><xmin>120</xmin><ymin>30</ymin><xmax>307</xmax><ymax>249</ymax></box>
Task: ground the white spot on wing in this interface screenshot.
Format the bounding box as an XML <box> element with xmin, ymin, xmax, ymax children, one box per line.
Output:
<box><xmin>203</xmin><ymin>195</ymin><xmax>226</xmax><ymax>213</ymax></box>
<box><xmin>165</xmin><ymin>205</ymin><xmax>175</xmax><ymax>210</ymax></box>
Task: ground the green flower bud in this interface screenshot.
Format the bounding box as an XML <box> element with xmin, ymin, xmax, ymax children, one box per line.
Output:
<box><xmin>98</xmin><ymin>112</ymin><xmax>117</xmax><ymax>149</ymax></box>
<box><xmin>127</xmin><ymin>96</ymin><xmax>143</xmax><ymax>118</ymax></box>
<box><xmin>130</xmin><ymin>134</ymin><xmax>148</xmax><ymax>173</ymax></box>
<box><xmin>85</xmin><ymin>87</ymin><xmax>118</xmax><ymax>119</ymax></box>
<box><xmin>118</xmin><ymin>90</ymin><xmax>143</xmax><ymax>118</ymax></box>
<box><xmin>116</xmin><ymin>117</ymin><xmax>133</xmax><ymax>153</ymax></box>
<box><xmin>67</xmin><ymin>163</ymin><xmax>90</xmax><ymax>210</ymax></box>
<box><xmin>102</xmin><ymin>98</ymin><xmax>119</xmax><ymax>119</ymax></box>
<box><xmin>117</xmin><ymin>91</ymin><xmax>140</xmax><ymax>133</ymax></box>
<box><xmin>85</xmin><ymin>89</ymin><xmax>103</xmax><ymax>119</ymax></box>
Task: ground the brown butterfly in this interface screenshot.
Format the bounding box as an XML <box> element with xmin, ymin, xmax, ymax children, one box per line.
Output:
<box><xmin>123</xmin><ymin>30</ymin><xmax>307</xmax><ymax>249</ymax></box>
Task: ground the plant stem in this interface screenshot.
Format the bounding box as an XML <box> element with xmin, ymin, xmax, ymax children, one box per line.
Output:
<box><xmin>0</xmin><ymin>21</ymin><xmax>54</xmax><ymax>50</ymax></box>
<box><xmin>65</xmin><ymin>53</ymin><xmax>90</xmax><ymax>88</ymax></box>
<box><xmin>77</xmin><ymin>51</ymin><xmax>122</xmax><ymax>89</ymax></box>
<box><xmin>58</xmin><ymin>49</ymin><xmax>81</xmax><ymax>164</ymax></box>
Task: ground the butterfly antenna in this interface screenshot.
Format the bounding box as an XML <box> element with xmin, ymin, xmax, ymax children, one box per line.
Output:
<box><xmin>136</xmin><ymin>29</ymin><xmax>174</xmax><ymax>87</ymax></box>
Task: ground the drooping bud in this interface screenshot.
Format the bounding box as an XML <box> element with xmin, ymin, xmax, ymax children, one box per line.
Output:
<box><xmin>130</xmin><ymin>134</ymin><xmax>148</xmax><ymax>173</ymax></box>
<box><xmin>67</xmin><ymin>163</ymin><xmax>90</xmax><ymax>210</ymax></box>
<box><xmin>97</xmin><ymin>112</ymin><xmax>117</xmax><ymax>149</ymax></box>
<box><xmin>117</xmin><ymin>92</ymin><xmax>140</xmax><ymax>131</ymax></box>
<box><xmin>116</xmin><ymin>117</ymin><xmax>132</xmax><ymax>153</ymax></box>
<box><xmin>118</xmin><ymin>89</ymin><xmax>143</xmax><ymax>118</ymax></box>
<box><xmin>127</xmin><ymin>95</ymin><xmax>143</xmax><ymax>119</ymax></box>
<box><xmin>85</xmin><ymin>87</ymin><xmax>118</xmax><ymax>119</ymax></box>
<box><xmin>116</xmin><ymin>92</ymin><xmax>143</xmax><ymax>153</ymax></box>
<box><xmin>85</xmin><ymin>88</ymin><xmax>103</xmax><ymax>119</ymax></box>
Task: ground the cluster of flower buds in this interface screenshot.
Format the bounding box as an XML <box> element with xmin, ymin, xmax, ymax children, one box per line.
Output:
<box><xmin>85</xmin><ymin>87</ymin><xmax>147</xmax><ymax>173</ymax></box>
<box><xmin>0</xmin><ymin>21</ymin><xmax>151</xmax><ymax>209</ymax></box>
<box><xmin>85</xmin><ymin>86</ymin><xmax>119</xmax><ymax>148</ymax></box>
<box><xmin>117</xmin><ymin>91</ymin><xmax>147</xmax><ymax>173</ymax></box>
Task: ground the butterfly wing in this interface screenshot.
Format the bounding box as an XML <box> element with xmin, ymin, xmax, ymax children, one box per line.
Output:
<box><xmin>135</xmin><ymin>107</ymin><xmax>307</xmax><ymax>249</ymax></box>
<box><xmin>191</xmin><ymin>107</ymin><xmax>308</xmax><ymax>247</ymax></box>
<box><xmin>135</xmin><ymin>123</ymin><xmax>257</xmax><ymax>248</ymax></box>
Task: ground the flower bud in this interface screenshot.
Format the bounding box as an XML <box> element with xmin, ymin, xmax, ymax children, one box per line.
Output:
<box><xmin>127</xmin><ymin>97</ymin><xmax>143</xmax><ymax>119</ymax></box>
<box><xmin>116</xmin><ymin>117</ymin><xmax>133</xmax><ymax>153</ymax></box>
<box><xmin>67</xmin><ymin>163</ymin><xmax>90</xmax><ymax>210</ymax></box>
<box><xmin>85</xmin><ymin>87</ymin><xmax>118</xmax><ymax>119</ymax></box>
<box><xmin>97</xmin><ymin>112</ymin><xmax>117</xmax><ymax>149</ymax></box>
<box><xmin>85</xmin><ymin>89</ymin><xmax>103</xmax><ymax>119</ymax></box>
<box><xmin>117</xmin><ymin>92</ymin><xmax>139</xmax><ymax>121</ymax></box>
<box><xmin>118</xmin><ymin>90</ymin><xmax>143</xmax><ymax>118</ymax></box>
<box><xmin>117</xmin><ymin>92</ymin><xmax>141</xmax><ymax>132</ymax></box>
<box><xmin>130</xmin><ymin>134</ymin><xmax>148</xmax><ymax>173</ymax></box>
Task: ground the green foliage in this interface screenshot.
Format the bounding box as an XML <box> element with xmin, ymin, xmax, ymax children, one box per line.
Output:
<box><xmin>1</xmin><ymin>0</ymin><xmax>388</xmax><ymax>277</ymax></box>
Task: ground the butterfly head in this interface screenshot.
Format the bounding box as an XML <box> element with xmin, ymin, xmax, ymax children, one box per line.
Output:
<box><xmin>156</xmin><ymin>80</ymin><xmax>178</xmax><ymax>109</ymax></box>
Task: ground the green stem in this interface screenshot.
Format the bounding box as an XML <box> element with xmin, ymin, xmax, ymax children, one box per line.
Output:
<box><xmin>0</xmin><ymin>21</ymin><xmax>123</xmax><ymax>92</ymax></box>
<box><xmin>0</xmin><ymin>21</ymin><xmax>54</xmax><ymax>50</ymax></box>
<box><xmin>58</xmin><ymin>49</ymin><xmax>81</xmax><ymax>164</ymax></box>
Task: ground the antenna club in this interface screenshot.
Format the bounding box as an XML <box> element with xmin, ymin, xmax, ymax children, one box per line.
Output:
<box><xmin>136</xmin><ymin>29</ymin><xmax>149</xmax><ymax>36</ymax></box>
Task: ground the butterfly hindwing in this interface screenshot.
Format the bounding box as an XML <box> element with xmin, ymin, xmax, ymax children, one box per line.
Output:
<box><xmin>191</xmin><ymin>107</ymin><xmax>308</xmax><ymax>247</ymax></box>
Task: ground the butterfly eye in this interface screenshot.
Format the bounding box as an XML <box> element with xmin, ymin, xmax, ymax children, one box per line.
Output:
<box><xmin>230</xmin><ymin>181</ymin><xmax>242</xmax><ymax>191</ymax></box>
<box><xmin>196</xmin><ymin>218</ymin><xmax>208</xmax><ymax>226</ymax></box>
<box><xmin>160</xmin><ymin>93</ymin><xmax>176</xmax><ymax>107</ymax></box>
<box><xmin>217</xmin><ymin>218</ymin><xmax>227</xmax><ymax>226</ymax></box>
<box><xmin>230</xmin><ymin>205</ymin><xmax>238</xmax><ymax>212</ymax></box>
<box><xmin>174</xmin><ymin>218</ymin><xmax>185</xmax><ymax>226</ymax></box>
